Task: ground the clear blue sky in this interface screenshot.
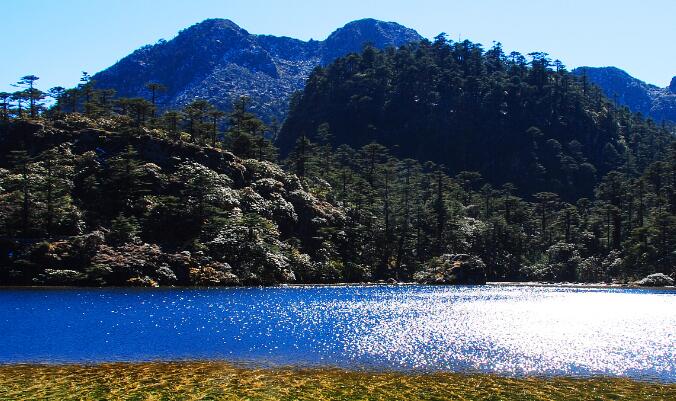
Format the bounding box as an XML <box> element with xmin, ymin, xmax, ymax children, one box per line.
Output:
<box><xmin>2</xmin><ymin>0</ymin><xmax>674</xmax><ymax>93</ymax></box>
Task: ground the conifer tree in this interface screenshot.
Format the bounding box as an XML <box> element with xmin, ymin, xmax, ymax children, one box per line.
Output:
<box><xmin>145</xmin><ymin>82</ymin><xmax>167</xmax><ymax>117</ymax></box>
<box><xmin>105</xmin><ymin>145</ymin><xmax>147</xmax><ymax>214</ymax></box>
<box><xmin>184</xmin><ymin>99</ymin><xmax>212</xmax><ymax>143</ymax></box>
<box><xmin>18</xmin><ymin>75</ymin><xmax>42</xmax><ymax>118</ymax></box>
<box><xmin>0</xmin><ymin>92</ymin><xmax>10</xmax><ymax>121</ymax></box>
<box><xmin>207</xmin><ymin>109</ymin><xmax>225</xmax><ymax>147</ymax></box>
<box><xmin>8</xmin><ymin>150</ymin><xmax>34</xmax><ymax>235</ymax></box>
<box><xmin>47</xmin><ymin>87</ymin><xmax>66</xmax><ymax>114</ymax></box>
<box><xmin>226</xmin><ymin>97</ymin><xmax>272</xmax><ymax>159</ymax></box>
<box><xmin>11</xmin><ymin>91</ymin><xmax>26</xmax><ymax>118</ymax></box>
<box><xmin>78</xmin><ymin>72</ymin><xmax>98</xmax><ymax>115</ymax></box>
<box><xmin>162</xmin><ymin>110</ymin><xmax>183</xmax><ymax>139</ymax></box>
<box><xmin>36</xmin><ymin>147</ymin><xmax>75</xmax><ymax>236</ymax></box>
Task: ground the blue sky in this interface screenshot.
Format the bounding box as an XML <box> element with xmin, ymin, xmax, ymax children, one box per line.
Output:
<box><xmin>2</xmin><ymin>0</ymin><xmax>674</xmax><ymax>93</ymax></box>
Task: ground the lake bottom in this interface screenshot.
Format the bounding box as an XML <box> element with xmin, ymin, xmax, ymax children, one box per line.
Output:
<box><xmin>1</xmin><ymin>362</ymin><xmax>675</xmax><ymax>401</ymax></box>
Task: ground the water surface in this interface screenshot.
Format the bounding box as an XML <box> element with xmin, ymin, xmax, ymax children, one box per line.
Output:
<box><xmin>0</xmin><ymin>285</ymin><xmax>674</xmax><ymax>381</ymax></box>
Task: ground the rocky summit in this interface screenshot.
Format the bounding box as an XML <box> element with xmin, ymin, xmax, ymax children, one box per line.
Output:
<box><xmin>92</xmin><ymin>18</ymin><xmax>422</xmax><ymax>123</ymax></box>
<box><xmin>572</xmin><ymin>66</ymin><xmax>676</xmax><ymax>123</ymax></box>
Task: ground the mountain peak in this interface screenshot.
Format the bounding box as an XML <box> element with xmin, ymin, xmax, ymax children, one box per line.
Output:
<box><xmin>670</xmin><ymin>76</ymin><xmax>676</xmax><ymax>93</ymax></box>
<box><xmin>180</xmin><ymin>18</ymin><xmax>248</xmax><ymax>36</ymax></box>
<box><xmin>321</xmin><ymin>18</ymin><xmax>423</xmax><ymax>64</ymax></box>
<box><xmin>336</xmin><ymin>18</ymin><xmax>407</xmax><ymax>30</ymax></box>
<box><xmin>93</xmin><ymin>18</ymin><xmax>424</xmax><ymax>123</ymax></box>
<box><xmin>326</xmin><ymin>18</ymin><xmax>422</xmax><ymax>42</ymax></box>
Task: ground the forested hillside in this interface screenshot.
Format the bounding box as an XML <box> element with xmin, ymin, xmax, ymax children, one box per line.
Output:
<box><xmin>279</xmin><ymin>39</ymin><xmax>674</xmax><ymax>199</ymax></box>
<box><xmin>0</xmin><ymin>40</ymin><xmax>675</xmax><ymax>285</ymax></box>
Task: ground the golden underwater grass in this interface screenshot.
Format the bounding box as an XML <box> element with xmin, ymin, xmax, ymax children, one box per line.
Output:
<box><xmin>0</xmin><ymin>362</ymin><xmax>675</xmax><ymax>401</ymax></box>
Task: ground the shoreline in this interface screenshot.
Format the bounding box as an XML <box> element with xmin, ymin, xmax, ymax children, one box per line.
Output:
<box><xmin>1</xmin><ymin>359</ymin><xmax>674</xmax><ymax>383</ymax></box>
<box><xmin>487</xmin><ymin>281</ymin><xmax>676</xmax><ymax>290</ymax></box>
<box><xmin>0</xmin><ymin>281</ymin><xmax>675</xmax><ymax>290</ymax></box>
<box><xmin>1</xmin><ymin>361</ymin><xmax>674</xmax><ymax>400</ymax></box>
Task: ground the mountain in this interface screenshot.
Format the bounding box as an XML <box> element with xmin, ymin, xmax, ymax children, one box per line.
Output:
<box><xmin>572</xmin><ymin>67</ymin><xmax>676</xmax><ymax>123</ymax></box>
<box><xmin>319</xmin><ymin>19</ymin><xmax>422</xmax><ymax>65</ymax></box>
<box><xmin>279</xmin><ymin>42</ymin><xmax>674</xmax><ymax>199</ymax></box>
<box><xmin>92</xmin><ymin>18</ymin><xmax>422</xmax><ymax>122</ymax></box>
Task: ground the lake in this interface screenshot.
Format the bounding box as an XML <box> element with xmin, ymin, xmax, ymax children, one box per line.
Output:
<box><xmin>0</xmin><ymin>285</ymin><xmax>674</xmax><ymax>382</ymax></box>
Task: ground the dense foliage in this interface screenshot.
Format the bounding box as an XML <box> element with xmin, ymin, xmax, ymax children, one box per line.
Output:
<box><xmin>0</xmin><ymin>46</ymin><xmax>674</xmax><ymax>285</ymax></box>
<box><xmin>279</xmin><ymin>39</ymin><xmax>674</xmax><ymax>200</ymax></box>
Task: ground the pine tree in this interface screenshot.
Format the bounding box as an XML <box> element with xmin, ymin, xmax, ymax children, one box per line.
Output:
<box><xmin>108</xmin><ymin>213</ymin><xmax>141</xmax><ymax>245</ymax></box>
<box><xmin>78</xmin><ymin>72</ymin><xmax>98</xmax><ymax>115</ymax></box>
<box><xmin>226</xmin><ymin>96</ymin><xmax>269</xmax><ymax>158</ymax></box>
<box><xmin>35</xmin><ymin>147</ymin><xmax>75</xmax><ymax>236</ymax></box>
<box><xmin>145</xmin><ymin>82</ymin><xmax>167</xmax><ymax>117</ymax></box>
<box><xmin>8</xmin><ymin>150</ymin><xmax>34</xmax><ymax>236</ymax></box>
<box><xmin>98</xmin><ymin>89</ymin><xmax>117</xmax><ymax>115</ymax></box>
<box><xmin>162</xmin><ymin>110</ymin><xmax>183</xmax><ymax>139</ymax></box>
<box><xmin>126</xmin><ymin>98</ymin><xmax>154</xmax><ymax>126</ymax></box>
<box><xmin>184</xmin><ymin>99</ymin><xmax>212</xmax><ymax>143</ymax></box>
<box><xmin>207</xmin><ymin>109</ymin><xmax>225</xmax><ymax>147</ymax></box>
<box><xmin>534</xmin><ymin>192</ymin><xmax>559</xmax><ymax>246</ymax></box>
<box><xmin>0</xmin><ymin>92</ymin><xmax>10</xmax><ymax>121</ymax></box>
<box><xmin>105</xmin><ymin>145</ymin><xmax>147</xmax><ymax>215</ymax></box>
<box><xmin>18</xmin><ymin>75</ymin><xmax>43</xmax><ymax>118</ymax></box>
<box><xmin>64</xmin><ymin>88</ymin><xmax>80</xmax><ymax>113</ymax></box>
<box><xmin>47</xmin><ymin>87</ymin><xmax>66</xmax><ymax>114</ymax></box>
<box><xmin>11</xmin><ymin>91</ymin><xmax>27</xmax><ymax>119</ymax></box>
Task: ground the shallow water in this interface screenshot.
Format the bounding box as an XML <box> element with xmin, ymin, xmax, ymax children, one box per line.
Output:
<box><xmin>0</xmin><ymin>285</ymin><xmax>674</xmax><ymax>381</ymax></box>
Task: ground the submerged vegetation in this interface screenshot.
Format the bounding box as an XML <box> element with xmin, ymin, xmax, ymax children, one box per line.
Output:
<box><xmin>0</xmin><ymin>362</ymin><xmax>674</xmax><ymax>400</ymax></box>
<box><xmin>0</xmin><ymin>38</ymin><xmax>675</xmax><ymax>286</ymax></box>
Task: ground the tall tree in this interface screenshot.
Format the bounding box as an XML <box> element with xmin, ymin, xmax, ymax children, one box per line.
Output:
<box><xmin>36</xmin><ymin>147</ymin><xmax>75</xmax><ymax>236</ymax></box>
<box><xmin>78</xmin><ymin>72</ymin><xmax>97</xmax><ymax>115</ymax></box>
<box><xmin>162</xmin><ymin>110</ymin><xmax>183</xmax><ymax>139</ymax></box>
<box><xmin>11</xmin><ymin>91</ymin><xmax>26</xmax><ymax>118</ymax></box>
<box><xmin>18</xmin><ymin>75</ymin><xmax>42</xmax><ymax>118</ymax></box>
<box><xmin>47</xmin><ymin>87</ymin><xmax>66</xmax><ymax>114</ymax></box>
<box><xmin>534</xmin><ymin>192</ymin><xmax>559</xmax><ymax>246</ymax></box>
<box><xmin>184</xmin><ymin>99</ymin><xmax>212</xmax><ymax>143</ymax></box>
<box><xmin>9</xmin><ymin>151</ymin><xmax>34</xmax><ymax>236</ymax></box>
<box><xmin>226</xmin><ymin>96</ymin><xmax>269</xmax><ymax>159</ymax></box>
<box><xmin>0</xmin><ymin>92</ymin><xmax>10</xmax><ymax>121</ymax></box>
<box><xmin>207</xmin><ymin>109</ymin><xmax>226</xmax><ymax>147</ymax></box>
<box><xmin>126</xmin><ymin>98</ymin><xmax>154</xmax><ymax>126</ymax></box>
<box><xmin>145</xmin><ymin>82</ymin><xmax>167</xmax><ymax>117</ymax></box>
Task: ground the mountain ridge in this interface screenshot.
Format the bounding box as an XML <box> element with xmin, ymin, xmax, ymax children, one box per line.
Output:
<box><xmin>92</xmin><ymin>18</ymin><xmax>674</xmax><ymax>125</ymax></box>
<box><xmin>92</xmin><ymin>18</ymin><xmax>422</xmax><ymax>122</ymax></box>
<box><xmin>572</xmin><ymin>66</ymin><xmax>676</xmax><ymax>123</ymax></box>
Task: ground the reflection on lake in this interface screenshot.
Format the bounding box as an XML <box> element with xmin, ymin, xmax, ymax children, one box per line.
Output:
<box><xmin>0</xmin><ymin>285</ymin><xmax>674</xmax><ymax>381</ymax></box>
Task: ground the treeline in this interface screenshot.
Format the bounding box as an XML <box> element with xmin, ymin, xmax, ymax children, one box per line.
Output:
<box><xmin>0</xmin><ymin>55</ymin><xmax>674</xmax><ymax>285</ymax></box>
<box><xmin>0</xmin><ymin>73</ymin><xmax>279</xmax><ymax>159</ymax></box>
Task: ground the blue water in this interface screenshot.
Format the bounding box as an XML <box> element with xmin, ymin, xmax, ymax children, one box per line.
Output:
<box><xmin>0</xmin><ymin>285</ymin><xmax>674</xmax><ymax>381</ymax></box>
